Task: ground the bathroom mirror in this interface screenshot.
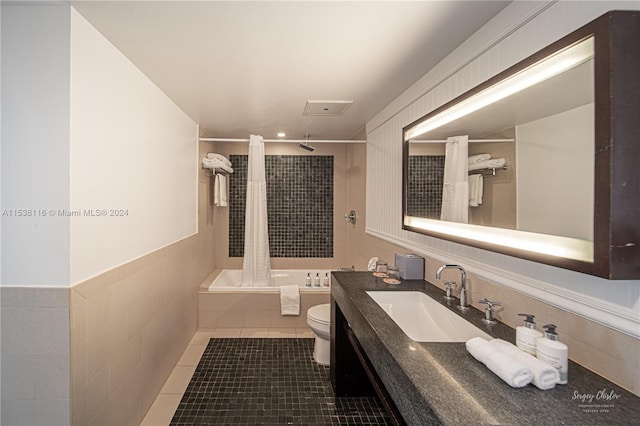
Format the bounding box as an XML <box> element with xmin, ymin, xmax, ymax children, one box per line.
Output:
<box><xmin>402</xmin><ymin>11</ymin><xmax>639</xmax><ymax>279</ymax></box>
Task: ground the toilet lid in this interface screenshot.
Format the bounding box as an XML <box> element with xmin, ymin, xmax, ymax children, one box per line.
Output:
<box><xmin>307</xmin><ymin>304</ymin><xmax>330</xmax><ymax>325</ymax></box>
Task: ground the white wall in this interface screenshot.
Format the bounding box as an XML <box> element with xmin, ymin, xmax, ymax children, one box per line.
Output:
<box><xmin>517</xmin><ymin>103</ymin><xmax>594</xmax><ymax>240</ymax></box>
<box><xmin>1</xmin><ymin>5</ymin><xmax>200</xmax><ymax>425</ymax></box>
<box><xmin>365</xmin><ymin>1</ymin><xmax>640</xmax><ymax>337</ymax></box>
<box><xmin>1</xmin><ymin>3</ymin><xmax>71</xmax><ymax>286</ymax></box>
<box><xmin>70</xmin><ymin>9</ymin><xmax>198</xmax><ymax>284</ymax></box>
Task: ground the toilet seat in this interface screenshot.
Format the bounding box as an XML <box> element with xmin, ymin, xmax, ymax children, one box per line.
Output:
<box><xmin>307</xmin><ymin>304</ymin><xmax>330</xmax><ymax>326</ymax></box>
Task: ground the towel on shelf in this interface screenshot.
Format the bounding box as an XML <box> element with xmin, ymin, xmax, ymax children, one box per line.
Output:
<box><xmin>207</xmin><ymin>153</ymin><xmax>232</xmax><ymax>167</ymax></box>
<box><xmin>202</xmin><ymin>157</ymin><xmax>234</xmax><ymax>174</ymax></box>
<box><xmin>469</xmin><ymin>174</ymin><xmax>484</xmax><ymax>207</ymax></box>
<box><xmin>490</xmin><ymin>339</ymin><xmax>560</xmax><ymax>390</ymax></box>
<box><xmin>280</xmin><ymin>285</ymin><xmax>300</xmax><ymax>316</ymax></box>
<box><xmin>468</xmin><ymin>153</ymin><xmax>491</xmax><ymax>165</ymax></box>
<box><xmin>465</xmin><ymin>337</ymin><xmax>533</xmax><ymax>388</ymax></box>
<box><xmin>468</xmin><ymin>158</ymin><xmax>505</xmax><ymax>171</ymax></box>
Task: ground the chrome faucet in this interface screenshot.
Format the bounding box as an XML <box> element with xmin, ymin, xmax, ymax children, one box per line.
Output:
<box><xmin>436</xmin><ymin>264</ymin><xmax>469</xmax><ymax>311</ymax></box>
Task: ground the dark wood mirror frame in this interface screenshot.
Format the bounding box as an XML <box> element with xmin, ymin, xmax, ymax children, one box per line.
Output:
<box><xmin>402</xmin><ymin>11</ymin><xmax>639</xmax><ymax>280</ymax></box>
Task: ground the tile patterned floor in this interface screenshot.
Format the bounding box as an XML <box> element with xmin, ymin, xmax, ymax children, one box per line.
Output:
<box><xmin>169</xmin><ymin>338</ymin><xmax>392</xmax><ymax>425</ymax></box>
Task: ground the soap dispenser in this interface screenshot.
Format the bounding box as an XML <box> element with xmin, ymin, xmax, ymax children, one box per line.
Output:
<box><xmin>536</xmin><ymin>324</ymin><xmax>568</xmax><ymax>384</ymax></box>
<box><xmin>305</xmin><ymin>273</ymin><xmax>311</xmax><ymax>287</ymax></box>
<box><xmin>314</xmin><ymin>273</ymin><xmax>321</xmax><ymax>287</ymax></box>
<box><xmin>516</xmin><ymin>313</ymin><xmax>543</xmax><ymax>355</ymax></box>
<box><xmin>323</xmin><ymin>273</ymin><xmax>330</xmax><ymax>287</ymax></box>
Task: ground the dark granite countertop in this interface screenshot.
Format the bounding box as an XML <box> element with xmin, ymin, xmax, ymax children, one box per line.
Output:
<box><xmin>331</xmin><ymin>271</ymin><xmax>640</xmax><ymax>426</ymax></box>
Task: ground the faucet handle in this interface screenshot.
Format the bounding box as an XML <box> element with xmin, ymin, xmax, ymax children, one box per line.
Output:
<box><xmin>443</xmin><ymin>280</ymin><xmax>457</xmax><ymax>300</ymax></box>
<box><xmin>479</xmin><ymin>298</ymin><xmax>501</xmax><ymax>308</ymax></box>
<box><xmin>478</xmin><ymin>298</ymin><xmax>501</xmax><ymax>324</ymax></box>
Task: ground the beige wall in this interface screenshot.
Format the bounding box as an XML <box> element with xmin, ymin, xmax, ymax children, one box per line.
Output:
<box><xmin>1</xmin><ymin>287</ymin><xmax>71</xmax><ymax>425</ymax></box>
<box><xmin>213</xmin><ymin>141</ymin><xmax>351</xmax><ymax>271</ymax></box>
<box><xmin>345</xmin><ymin>140</ymin><xmax>639</xmax><ymax>397</ymax></box>
<box><xmin>69</xmin><ymin>140</ymin><xmax>216</xmax><ymax>425</ymax></box>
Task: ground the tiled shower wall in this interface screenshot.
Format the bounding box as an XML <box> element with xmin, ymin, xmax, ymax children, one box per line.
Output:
<box><xmin>229</xmin><ymin>155</ymin><xmax>334</xmax><ymax>258</ymax></box>
<box><xmin>406</xmin><ymin>155</ymin><xmax>444</xmax><ymax>219</ymax></box>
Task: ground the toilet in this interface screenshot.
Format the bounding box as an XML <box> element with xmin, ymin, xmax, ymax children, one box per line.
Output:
<box><xmin>307</xmin><ymin>304</ymin><xmax>331</xmax><ymax>365</ymax></box>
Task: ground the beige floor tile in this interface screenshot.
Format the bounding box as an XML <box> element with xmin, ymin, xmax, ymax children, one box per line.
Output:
<box><xmin>296</xmin><ymin>328</ymin><xmax>315</xmax><ymax>338</ymax></box>
<box><xmin>189</xmin><ymin>330</ymin><xmax>213</xmax><ymax>345</ymax></box>
<box><xmin>140</xmin><ymin>393</ymin><xmax>182</xmax><ymax>426</ymax></box>
<box><xmin>159</xmin><ymin>365</ymin><xmax>196</xmax><ymax>394</ymax></box>
<box><xmin>211</xmin><ymin>328</ymin><xmax>242</xmax><ymax>338</ymax></box>
<box><xmin>177</xmin><ymin>344</ymin><xmax>207</xmax><ymax>366</ymax></box>
<box><xmin>268</xmin><ymin>328</ymin><xmax>297</xmax><ymax>338</ymax></box>
<box><xmin>240</xmin><ymin>328</ymin><xmax>270</xmax><ymax>338</ymax></box>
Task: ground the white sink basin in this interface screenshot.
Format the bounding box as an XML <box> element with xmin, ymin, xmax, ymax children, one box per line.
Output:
<box><xmin>366</xmin><ymin>291</ymin><xmax>491</xmax><ymax>342</ymax></box>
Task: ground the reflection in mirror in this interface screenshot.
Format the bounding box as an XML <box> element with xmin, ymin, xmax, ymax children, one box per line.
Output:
<box><xmin>404</xmin><ymin>36</ymin><xmax>595</xmax><ymax>264</ymax></box>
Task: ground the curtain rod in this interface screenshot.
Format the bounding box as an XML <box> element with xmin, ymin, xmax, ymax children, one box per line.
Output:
<box><xmin>409</xmin><ymin>138</ymin><xmax>514</xmax><ymax>143</ymax></box>
<box><xmin>199</xmin><ymin>137</ymin><xmax>366</xmax><ymax>144</ymax></box>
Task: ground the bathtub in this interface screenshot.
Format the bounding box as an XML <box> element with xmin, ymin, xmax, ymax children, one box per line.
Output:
<box><xmin>199</xmin><ymin>269</ymin><xmax>331</xmax><ymax>329</ymax></box>
<box><xmin>208</xmin><ymin>269</ymin><xmax>332</xmax><ymax>292</ymax></box>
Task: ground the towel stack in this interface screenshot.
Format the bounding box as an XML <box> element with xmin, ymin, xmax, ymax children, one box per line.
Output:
<box><xmin>466</xmin><ymin>337</ymin><xmax>561</xmax><ymax>390</ymax></box>
<box><xmin>202</xmin><ymin>153</ymin><xmax>233</xmax><ymax>207</ymax></box>
<box><xmin>202</xmin><ymin>153</ymin><xmax>233</xmax><ymax>174</ymax></box>
<box><xmin>468</xmin><ymin>154</ymin><xmax>506</xmax><ymax>172</ymax></box>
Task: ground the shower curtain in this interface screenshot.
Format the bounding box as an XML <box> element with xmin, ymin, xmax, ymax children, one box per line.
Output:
<box><xmin>241</xmin><ymin>134</ymin><xmax>272</xmax><ymax>287</ymax></box>
<box><xmin>440</xmin><ymin>135</ymin><xmax>469</xmax><ymax>223</ymax></box>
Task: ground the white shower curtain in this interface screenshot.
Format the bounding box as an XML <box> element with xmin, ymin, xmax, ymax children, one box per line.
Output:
<box><xmin>440</xmin><ymin>135</ymin><xmax>469</xmax><ymax>223</ymax></box>
<box><xmin>241</xmin><ymin>134</ymin><xmax>271</xmax><ymax>287</ymax></box>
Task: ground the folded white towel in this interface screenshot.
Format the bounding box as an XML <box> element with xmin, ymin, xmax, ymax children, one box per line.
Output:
<box><xmin>207</xmin><ymin>153</ymin><xmax>232</xmax><ymax>167</ymax></box>
<box><xmin>280</xmin><ymin>285</ymin><xmax>300</xmax><ymax>316</ymax></box>
<box><xmin>469</xmin><ymin>174</ymin><xmax>483</xmax><ymax>207</ymax></box>
<box><xmin>466</xmin><ymin>337</ymin><xmax>533</xmax><ymax>388</ymax></box>
<box><xmin>468</xmin><ymin>153</ymin><xmax>491</xmax><ymax>164</ymax></box>
<box><xmin>202</xmin><ymin>157</ymin><xmax>234</xmax><ymax>174</ymax></box>
<box><xmin>490</xmin><ymin>339</ymin><xmax>560</xmax><ymax>390</ymax></box>
<box><xmin>468</xmin><ymin>158</ymin><xmax>506</xmax><ymax>171</ymax></box>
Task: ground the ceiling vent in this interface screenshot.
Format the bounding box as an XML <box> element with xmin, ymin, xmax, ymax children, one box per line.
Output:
<box><xmin>303</xmin><ymin>100</ymin><xmax>353</xmax><ymax>117</ymax></box>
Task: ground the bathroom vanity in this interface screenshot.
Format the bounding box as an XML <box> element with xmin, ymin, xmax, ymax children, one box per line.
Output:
<box><xmin>330</xmin><ymin>271</ymin><xmax>640</xmax><ymax>425</ymax></box>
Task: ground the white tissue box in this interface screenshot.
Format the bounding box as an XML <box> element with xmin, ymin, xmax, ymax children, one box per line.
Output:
<box><xmin>395</xmin><ymin>254</ymin><xmax>424</xmax><ymax>280</ymax></box>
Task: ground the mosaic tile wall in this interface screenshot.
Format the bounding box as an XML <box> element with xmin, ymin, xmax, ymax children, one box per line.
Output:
<box><xmin>406</xmin><ymin>155</ymin><xmax>445</xmax><ymax>219</ymax></box>
<box><xmin>229</xmin><ymin>155</ymin><xmax>334</xmax><ymax>258</ymax></box>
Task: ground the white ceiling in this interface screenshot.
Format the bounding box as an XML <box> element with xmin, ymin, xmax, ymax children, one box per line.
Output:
<box><xmin>72</xmin><ymin>1</ymin><xmax>510</xmax><ymax>140</ymax></box>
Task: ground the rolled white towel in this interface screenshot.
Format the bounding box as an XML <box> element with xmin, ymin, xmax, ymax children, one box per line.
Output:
<box><xmin>468</xmin><ymin>158</ymin><xmax>506</xmax><ymax>171</ymax></box>
<box><xmin>280</xmin><ymin>285</ymin><xmax>300</xmax><ymax>316</ymax></box>
<box><xmin>490</xmin><ymin>339</ymin><xmax>560</xmax><ymax>390</ymax></box>
<box><xmin>466</xmin><ymin>337</ymin><xmax>533</xmax><ymax>388</ymax></box>
<box><xmin>207</xmin><ymin>153</ymin><xmax>232</xmax><ymax>167</ymax></box>
<box><xmin>468</xmin><ymin>153</ymin><xmax>491</xmax><ymax>165</ymax></box>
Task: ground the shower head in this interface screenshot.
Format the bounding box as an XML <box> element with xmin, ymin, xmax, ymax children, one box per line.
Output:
<box><xmin>299</xmin><ymin>142</ymin><xmax>315</xmax><ymax>152</ymax></box>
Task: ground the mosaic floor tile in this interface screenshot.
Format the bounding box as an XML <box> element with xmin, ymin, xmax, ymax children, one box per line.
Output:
<box><xmin>170</xmin><ymin>338</ymin><xmax>391</xmax><ymax>425</ymax></box>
